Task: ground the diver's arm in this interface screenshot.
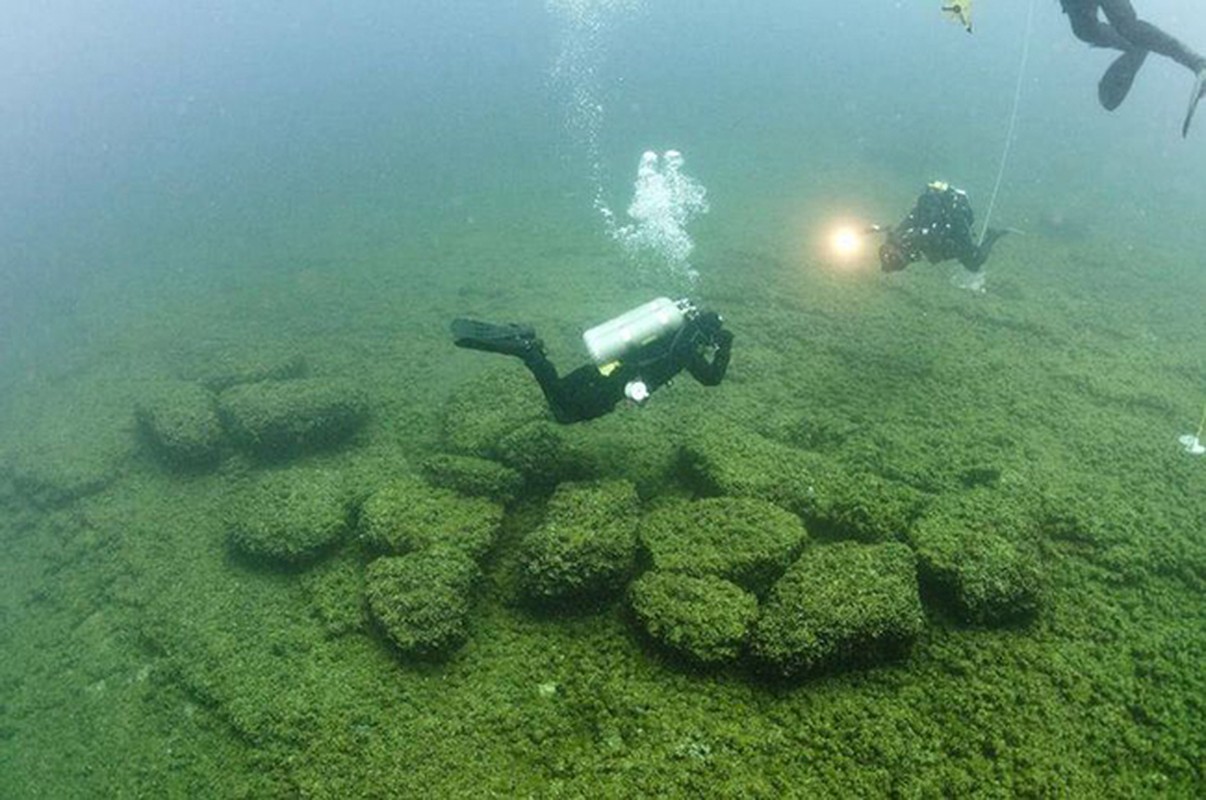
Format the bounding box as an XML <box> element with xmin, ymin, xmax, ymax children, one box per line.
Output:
<box><xmin>686</xmin><ymin>329</ymin><xmax>733</xmax><ymax>386</ymax></box>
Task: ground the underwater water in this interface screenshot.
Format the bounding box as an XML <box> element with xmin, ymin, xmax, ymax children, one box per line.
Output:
<box><xmin>1</xmin><ymin>0</ymin><xmax>1204</xmax><ymax>796</ymax></box>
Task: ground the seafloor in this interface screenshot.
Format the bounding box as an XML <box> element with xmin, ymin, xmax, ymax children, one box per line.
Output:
<box><xmin>0</xmin><ymin>165</ymin><xmax>1203</xmax><ymax>798</ymax></box>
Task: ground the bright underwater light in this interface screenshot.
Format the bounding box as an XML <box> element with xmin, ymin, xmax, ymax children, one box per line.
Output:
<box><xmin>829</xmin><ymin>226</ymin><xmax>863</xmax><ymax>259</ymax></box>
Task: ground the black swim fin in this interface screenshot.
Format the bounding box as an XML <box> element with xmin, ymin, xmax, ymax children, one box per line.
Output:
<box><xmin>1098</xmin><ymin>49</ymin><xmax>1147</xmax><ymax>112</ymax></box>
<box><xmin>450</xmin><ymin>318</ymin><xmax>541</xmax><ymax>357</ymax></box>
<box><xmin>1183</xmin><ymin>68</ymin><xmax>1206</xmax><ymax>138</ymax></box>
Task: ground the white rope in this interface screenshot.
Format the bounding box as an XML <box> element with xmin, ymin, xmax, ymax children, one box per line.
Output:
<box><xmin>979</xmin><ymin>0</ymin><xmax>1038</xmax><ymax>246</ymax></box>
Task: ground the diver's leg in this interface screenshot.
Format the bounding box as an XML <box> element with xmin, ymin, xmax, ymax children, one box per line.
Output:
<box><xmin>518</xmin><ymin>351</ymin><xmax>577</xmax><ymax>424</ymax></box>
<box><xmin>1098</xmin><ymin>0</ymin><xmax>1206</xmax><ymax>73</ymax></box>
<box><xmin>1061</xmin><ymin>1</ymin><xmax>1133</xmax><ymax>51</ymax></box>
<box><xmin>1059</xmin><ymin>2</ymin><xmax>1147</xmax><ymax>110</ymax></box>
<box><xmin>962</xmin><ymin>229</ymin><xmax>1009</xmax><ymax>273</ymax></box>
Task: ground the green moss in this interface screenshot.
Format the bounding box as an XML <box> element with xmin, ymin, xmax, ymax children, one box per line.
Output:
<box><xmin>494</xmin><ymin>420</ymin><xmax>599</xmax><ymax>489</ymax></box>
<box><xmin>5</xmin><ymin>436</ymin><xmax>125</xmax><ymax>509</ymax></box>
<box><xmin>364</xmin><ymin>549</ymin><xmax>479</xmax><ymax>658</ymax></box>
<box><xmin>680</xmin><ymin>419</ymin><xmax>831</xmax><ymax>519</ymax></box>
<box><xmin>299</xmin><ymin>550</ymin><xmax>369</xmax><ymax>636</ymax></box>
<box><xmin>519</xmin><ymin>479</ymin><xmax>641</xmax><ymax>608</ymax></box>
<box><xmin>629</xmin><ymin>571</ymin><xmax>758</xmax><ymax>665</ymax></box>
<box><xmin>639</xmin><ymin>496</ymin><xmax>808</xmax><ymax>596</ymax></box>
<box><xmin>751</xmin><ymin>541</ymin><xmax>925</xmax><ymax>676</ymax></box>
<box><xmin>359</xmin><ymin>475</ymin><xmax>503</xmax><ymax>561</ymax></box>
<box><xmin>227</xmin><ymin>465</ymin><xmax>352</xmax><ymax>564</ymax></box>
<box><xmin>135</xmin><ymin>381</ymin><xmax>225</xmax><ymax>469</ymax></box>
<box><xmin>441</xmin><ymin>366</ymin><xmax>546</xmax><ymax>456</ymax></box>
<box><xmin>420</xmin><ymin>453</ymin><xmax>524</xmax><ymax>504</ymax></box>
<box><xmin>180</xmin><ymin>350</ymin><xmax>308</xmax><ymax>393</ymax></box>
<box><xmin>908</xmin><ymin>488</ymin><xmax>1042</xmax><ymax>625</ymax></box>
<box><xmin>812</xmin><ymin>470</ymin><xmax>928</xmax><ymax>543</ymax></box>
<box><xmin>218</xmin><ymin>378</ymin><xmax>368</xmax><ymax>460</ymax></box>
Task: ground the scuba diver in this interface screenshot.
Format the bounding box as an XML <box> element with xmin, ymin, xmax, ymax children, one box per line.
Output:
<box><xmin>451</xmin><ymin>298</ymin><xmax>733</xmax><ymax>424</ymax></box>
<box><xmin>1058</xmin><ymin>0</ymin><xmax>1206</xmax><ymax>136</ymax></box>
<box><xmin>871</xmin><ymin>182</ymin><xmax>1010</xmax><ymax>274</ymax></box>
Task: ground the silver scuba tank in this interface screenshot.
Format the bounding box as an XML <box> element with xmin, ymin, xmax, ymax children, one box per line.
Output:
<box><xmin>582</xmin><ymin>297</ymin><xmax>694</xmax><ymax>366</ymax></box>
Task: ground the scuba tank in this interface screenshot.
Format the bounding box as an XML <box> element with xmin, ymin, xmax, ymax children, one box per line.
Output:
<box><xmin>582</xmin><ymin>297</ymin><xmax>696</xmax><ymax>366</ymax></box>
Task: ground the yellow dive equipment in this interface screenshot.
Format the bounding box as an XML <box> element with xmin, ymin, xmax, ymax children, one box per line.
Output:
<box><xmin>942</xmin><ymin>1</ymin><xmax>973</xmax><ymax>33</ymax></box>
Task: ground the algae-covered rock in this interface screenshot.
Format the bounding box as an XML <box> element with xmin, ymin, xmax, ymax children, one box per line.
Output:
<box><xmin>218</xmin><ymin>378</ymin><xmax>367</xmax><ymax>460</ymax></box>
<box><xmin>751</xmin><ymin>541</ymin><xmax>924</xmax><ymax>677</ymax></box>
<box><xmin>680</xmin><ymin>421</ymin><xmax>831</xmax><ymax>519</ymax></box>
<box><xmin>629</xmin><ymin>571</ymin><xmax>759</xmax><ymax>665</ymax></box>
<box><xmin>180</xmin><ymin>349</ymin><xmax>307</xmax><ymax>392</ymax></box>
<box><xmin>135</xmin><ymin>381</ymin><xmax>225</xmax><ymax>469</ymax></box>
<box><xmin>495</xmin><ymin>420</ymin><xmax>599</xmax><ymax>488</ymax></box>
<box><xmin>5</xmin><ymin>436</ymin><xmax>124</xmax><ymax>508</ymax></box>
<box><xmin>519</xmin><ymin>479</ymin><xmax>641</xmax><ymax>608</ymax></box>
<box><xmin>360</xmin><ymin>475</ymin><xmax>504</xmax><ymax>562</ymax></box>
<box><xmin>299</xmin><ymin>550</ymin><xmax>370</xmax><ymax>637</ymax></box>
<box><xmin>442</xmin><ymin>366</ymin><xmax>547</xmax><ymax>456</ymax></box>
<box><xmin>228</xmin><ymin>466</ymin><xmax>352</xmax><ymax>564</ymax></box>
<box><xmin>420</xmin><ymin>453</ymin><xmax>524</xmax><ymax>504</ymax></box>
<box><xmin>908</xmin><ymin>488</ymin><xmax>1041</xmax><ymax>625</ymax></box>
<box><xmin>639</xmin><ymin>497</ymin><xmax>808</xmax><ymax>596</ymax></box>
<box><xmin>365</xmin><ymin>549</ymin><xmax>479</xmax><ymax>658</ymax></box>
<box><xmin>811</xmin><ymin>470</ymin><xmax>928</xmax><ymax>543</ymax></box>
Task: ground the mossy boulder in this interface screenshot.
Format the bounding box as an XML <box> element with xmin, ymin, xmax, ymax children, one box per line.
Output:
<box><xmin>751</xmin><ymin>541</ymin><xmax>924</xmax><ymax>677</ymax></box>
<box><xmin>519</xmin><ymin>479</ymin><xmax>641</xmax><ymax>608</ymax></box>
<box><xmin>365</xmin><ymin>549</ymin><xmax>479</xmax><ymax>658</ymax></box>
<box><xmin>629</xmin><ymin>571</ymin><xmax>759</xmax><ymax>666</ymax></box>
<box><xmin>639</xmin><ymin>497</ymin><xmax>808</xmax><ymax>596</ymax></box>
<box><xmin>810</xmin><ymin>470</ymin><xmax>928</xmax><ymax>543</ymax></box>
<box><xmin>442</xmin><ymin>367</ymin><xmax>546</xmax><ymax>456</ymax></box>
<box><xmin>359</xmin><ymin>475</ymin><xmax>503</xmax><ymax>562</ymax></box>
<box><xmin>494</xmin><ymin>420</ymin><xmax>599</xmax><ymax>489</ymax></box>
<box><xmin>135</xmin><ymin>381</ymin><xmax>225</xmax><ymax>469</ymax></box>
<box><xmin>227</xmin><ymin>466</ymin><xmax>352</xmax><ymax>564</ymax></box>
<box><xmin>5</xmin><ymin>435</ymin><xmax>125</xmax><ymax>508</ymax></box>
<box><xmin>908</xmin><ymin>488</ymin><xmax>1041</xmax><ymax>625</ymax></box>
<box><xmin>680</xmin><ymin>421</ymin><xmax>832</xmax><ymax>519</ymax></box>
<box><xmin>180</xmin><ymin>349</ymin><xmax>307</xmax><ymax>392</ymax></box>
<box><xmin>299</xmin><ymin>550</ymin><xmax>370</xmax><ymax>637</ymax></box>
<box><xmin>420</xmin><ymin>453</ymin><xmax>524</xmax><ymax>504</ymax></box>
<box><xmin>218</xmin><ymin>378</ymin><xmax>367</xmax><ymax>460</ymax></box>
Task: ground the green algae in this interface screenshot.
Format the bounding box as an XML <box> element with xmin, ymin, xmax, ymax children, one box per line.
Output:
<box><xmin>628</xmin><ymin>571</ymin><xmax>759</xmax><ymax>665</ymax></box>
<box><xmin>359</xmin><ymin>475</ymin><xmax>504</xmax><ymax>562</ymax></box>
<box><xmin>638</xmin><ymin>496</ymin><xmax>808</xmax><ymax>596</ymax></box>
<box><xmin>517</xmin><ymin>479</ymin><xmax>641</xmax><ymax>608</ymax></box>
<box><xmin>1</xmin><ymin>199</ymin><xmax>1203</xmax><ymax>800</ymax></box>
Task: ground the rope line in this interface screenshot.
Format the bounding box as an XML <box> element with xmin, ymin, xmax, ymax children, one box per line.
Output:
<box><xmin>979</xmin><ymin>0</ymin><xmax>1039</xmax><ymax>246</ymax></box>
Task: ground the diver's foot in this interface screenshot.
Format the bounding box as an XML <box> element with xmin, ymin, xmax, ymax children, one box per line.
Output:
<box><xmin>451</xmin><ymin>318</ymin><xmax>543</xmax><ymax>357</ymax></box>
<box><xmin>1098</xmin><ymin>49</ymin><xmax>1147</xmax><ymax>112</ymax></box>
<box><xmin>1182</xmin><ymin>67</ymin><xmax>1206</xmax><ymax>138</ymax></box>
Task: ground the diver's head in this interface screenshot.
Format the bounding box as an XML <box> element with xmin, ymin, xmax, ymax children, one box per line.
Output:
<box><xmin>694</xmin><ymin>310</ymin><xmax>724</xmax><ymax>336</ymax></box>
<box><xmin>879</xmin><ymin>241</ymin><xmax>908</xmax><ymax>273</ymax></box>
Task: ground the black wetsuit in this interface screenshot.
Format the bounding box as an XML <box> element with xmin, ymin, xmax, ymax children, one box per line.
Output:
<box><xmin>1060</xmin><ymin>0</ymin><xmax>1206</xmax><ymax>73</ymax></box>
<box><xmin>521</xmin><ymin>313</ymin><xmax>732</xmax><ymax>424</ymax></box>
<box><xmin>879</xmin><ymin>185</ymin><xmax>1002</xmax><ymax>274</ymax></box>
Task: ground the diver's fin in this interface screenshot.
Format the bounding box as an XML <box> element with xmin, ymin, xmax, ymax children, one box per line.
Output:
<box><xmin>450</xmin><ymin>318</ymin><xmax>541</xmax><ymax>357</ymax></box>
<box><xmin>1182</xmin><ymin>68</ymin><xmax>1206</xmax><ymax>138</ymax></box>
<box><xmin>1098</xmin><ymin>49</ymin><xmax>1147</xmax><ymax>112</ymax></box>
